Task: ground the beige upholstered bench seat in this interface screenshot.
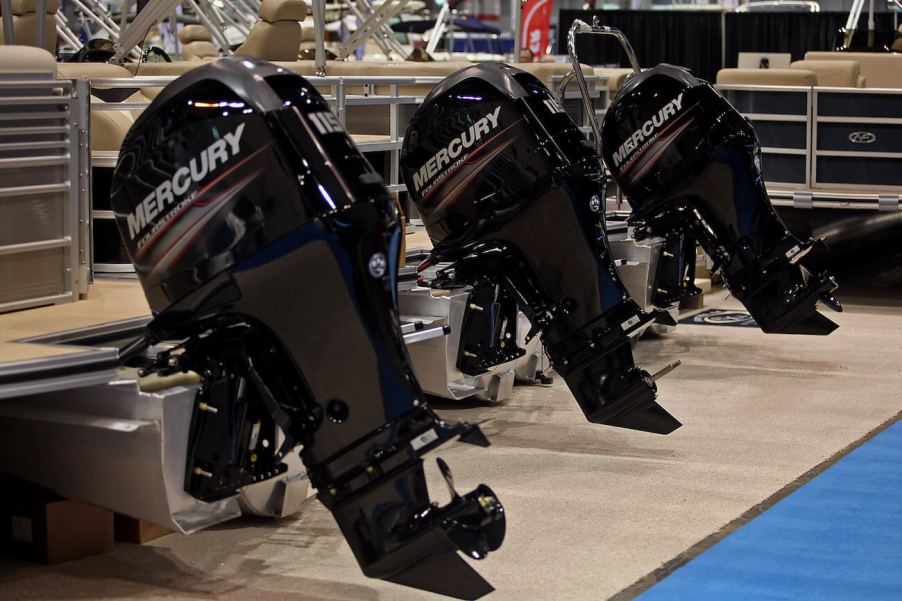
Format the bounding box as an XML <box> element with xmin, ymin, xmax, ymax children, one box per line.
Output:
<box><xmin>234</xmin><ymin>0</ymin><xmax>307</xmax><ymax>62</ymax></box>
<box><xmin>790</xmin><ymin>59</ymin><xmax>862</xmax><ymax>87</ymax></box>
<box><xmin>122</xmin><ymin>59</ymin><xmax>217</xmax><ymax>76</ymax></box>
<box><xmin>0</xmin><ymin>44</ymin><xmax>56</xmax><ymax>75</ymax></box>
<box><xmin>179</xmin><ymin>25</ymin><xmax>220</xmax><ymax>61</ymax></box>
<box><xmin>716</xmin><ymin>68</ymin><xmax>817</xmax><ymax>86</ymax></box>
<box><xmin>0</xmin><ymin>0</ymin><xmax>59</xmax><ymax>52</ymax></box>
<box><xmin>56</xmin><ymin>61</ymin><xmax>134</xmax><ymax>80</ymax></box>
<box><xmin>55</xmin><ymin>63</ymin><xmax>144</xmax><ymax>152</ymax></box>
<box><xmin>594</xmin><ymin>67</ymin><xmax>636</xmax><ymax>93</ymax></box>
<box><xmin>804</xmin><ymin>51</ymin><xmax>902</xmax><ymax>88</ymax></box>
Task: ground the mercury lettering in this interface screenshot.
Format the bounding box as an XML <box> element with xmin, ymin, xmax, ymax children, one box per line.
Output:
<box><xmin>612</xmin><ymin>93</ymin><xmax>684</xmax><ymax>168</ymax></box>
<box><xmin>412</xmin><ymin>107</ymin><xmax>502</xmax><ymax>193</ymax></box>
<box><xmin>125</xmin><ymin>123</ymin><xmax>246</xmax><ymax>240</ymax></box>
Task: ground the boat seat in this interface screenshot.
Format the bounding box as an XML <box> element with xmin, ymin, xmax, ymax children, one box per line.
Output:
<box><xmin>790</xmin><ymin>59</ymin><xmax>861</xmax><ymax>87</ymax></box>
<box><xmin>88</xmin><ymin>98</ymin><xmax>136</xmax><ymax>152</ymax></box>
<box><xmin>716</xmin><ymin>68</ymin><xmax>817</xmax><ymax>86</ymax></box>
<box><xmin>521</xmin><ymin>62</ymin><xmax>597</xmax><ymax>89</ymax></box>
<box><xmin>0</xmin><ymin>0</ymin><xmax>58</xmax><ymax>52</ymax></box>
<box><xmin>0</xmin><ymin>44</ymin><xmax>55</xmax><ymax>76</ymax></box>
<box><xmin>179</xmin><ymin>24</ymin><xmax>220</xmax><ymax>61</ymax></box>
<box><xmin>804</xmin><ymin>51</ymin><xmax>902</xmax><ymax>89</ymax></box>
<box><xmin>235</xmin><ymin>0</ymin><xmax>307</xmax><ymax>62</ymax></box>
<box><xmin>56</xmin><ymin>61</ymin><xmax>134</xmax><ymax>83</ymax></box>
<box><xmin>57</xmin><ymin>62</ymin><xmax>140</xmax><ymax>103</ymax></box>
<box><xmin>594</xmin><ymin>67</ymin><xmax>636</xmax><ymax>93</ymax></box>
<box><xmin>56</xmin><ymin>63</ymin><xmax>152</xmax><ymax>151</ymax></box>
<box><xmin>300</xmin><ymin>17</ymin><xmax>316</xmax><ymax>51</ymax></box>
<box><xmin>123</xmin><ymin>60</ymin><xmax>213</xmax><ymax>76</ymax></box>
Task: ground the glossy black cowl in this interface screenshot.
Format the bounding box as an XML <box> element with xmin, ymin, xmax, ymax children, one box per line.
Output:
<box><xmin>601</xmin><ymin>64</ymin><xmax>841</xmax><ymax>334</ymax></box>
<box><xmin>110</xmin><ymin>57</ymin><xmax>504</xmax><ymax>599</ymax></box>
<box><xmin>402</xmin><ymin>63</ymin><xmax>680</xmax><ymax>435</ymax></box>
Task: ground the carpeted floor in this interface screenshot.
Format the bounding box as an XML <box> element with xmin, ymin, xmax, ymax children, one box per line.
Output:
<box><xmin>1</xmin><ymin>290</ymin><xmax>900</xmax><ymax>601</ymax></box>
<box><xmin>637</xmin><ymin>419</ymin><xmax>902</xmax><ymax>600</ymax></box>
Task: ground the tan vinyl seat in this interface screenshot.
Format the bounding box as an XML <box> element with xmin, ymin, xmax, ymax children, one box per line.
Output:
<box><xmin>716</xmin><ymin>68</ymin><xmax>817</xmax><ymax>86</ymax></box>
<box><xmin>56</xmin><ymin>62</ymin><xmax>134</xmax><ymax>80</ymax></box>
<box><xmin>790</xmin><ymin>59</ymin><xmax>861</xmax><ymax>87</ymax></box>
<box><xmin>520</xmin><ymin>62</ymin><xmax>596</xmax><ymax>88</ymax></box>
<box><xmin>56</xmin><ymin>63</ymin><xmax>151</xmax><ymax>151</ymax></box>
<box><xmin>300</xmin><ymin>17</ymin><xmax>316</xmax><ymax>51</ymax></box>
<box><xmin>804</xmin><ymin>51</ymin><xmax>902</xmax><ymax>89</ymax></box>
<box><xmin>0</xmin><ymin>44</ymin><xmax>55</xmax><ymax>76</ymax></box>
<box><xmin>0</xmin><ymin>0</ymin><xmax>59</xmax><ymax>52</ymax></box>
<box><xmin>594</xmin><ymin>67</ymin><xmax>636</xmax><ymax>93</ymax></box>
<box><xmin>235</xmin><ymin>0</ymin><xmax>307</xmax><ymax>61</ymax></box>
<box><xmin>179</xmin><ymin>24</ymin><xmax>220</xmax><ymax>61</ymax></box>
<box><xmin>88</xmin><ymin>98</ymin><xmax>136</xmax><ymax>152</ymax></box>
<box><xmin>123</xmin><ymin>61</ymin><xmax>206</xmax><ymax>76</ymax></box>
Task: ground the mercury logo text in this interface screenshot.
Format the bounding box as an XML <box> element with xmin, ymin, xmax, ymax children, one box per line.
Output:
<box><xmin>612</xmin><ymin>93</ymin><xmax>684</xmax><ymax>168</ymax></box>
<box><xmin>412</xmin><ymin>107</ymin><xmax>502</xmax><ymax>193</ymax></box>
<box><xmin>125</xmin><ymin>123</ymin><xmax>246</xmax><ymax>240</ymax></box>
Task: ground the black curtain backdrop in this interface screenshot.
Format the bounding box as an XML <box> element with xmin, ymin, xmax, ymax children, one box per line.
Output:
<box><xmin>724</xmin><ymin>12</ymin><xmax>897</xmax><ymax>67</ymax></box>
<box><xmin>557</xmin><ymin>10</ymin><xmax>900</xmax><ymax>82</ymax></box>
<box><xmin>557</xmin><ymin>10</ymin><xmax>723</xmax><ymax>82</ymax></box>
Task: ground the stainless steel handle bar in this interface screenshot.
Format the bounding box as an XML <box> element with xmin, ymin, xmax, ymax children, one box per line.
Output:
<box><xmin>559</xmin><ymin>18</ymin><xmax>641</xmax><ymax>156</ymax></box>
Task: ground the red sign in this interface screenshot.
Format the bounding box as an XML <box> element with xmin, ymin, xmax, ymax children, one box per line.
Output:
<box><xmin>521</xmin><ymin>0</ymin><xmax>552</xmax><ymax>59</ymax></box>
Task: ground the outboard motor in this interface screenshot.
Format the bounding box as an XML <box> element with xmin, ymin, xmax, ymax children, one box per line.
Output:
<box><xmin>110</xmin><ymin>57</ymin><xmax>504</xmax><ymax>600</ymax></box>
<box><xmin>401</xmin><ymin>62</ymin><xmax>681</xmax><ymax>435</ymax></box>
<box><xmin>602</xmin><ymin>66</ymin><xmax>841</xmax><ymax>334</ymax></box>
<box><xmin>565</xmin><ymin>20</ymin><xmax>842</xmax><ymax>334</ymax></box>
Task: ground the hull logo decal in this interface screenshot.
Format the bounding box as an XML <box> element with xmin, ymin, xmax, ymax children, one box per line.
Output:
<box><xmin>368</xmin><ymin>253</ymin><xmax>387</xmax><ymax>278</ymax></box>
<box><xmin>848</xmin><ymin>131</ymin><xmax>876</xmax><ymax>144</ymax></box>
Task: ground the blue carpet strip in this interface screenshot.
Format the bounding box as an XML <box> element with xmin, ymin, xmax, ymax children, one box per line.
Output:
<box><xmin>630</xmin><ymin>416</ymin><xmax>902</xmax><ymax>600</ymax></box>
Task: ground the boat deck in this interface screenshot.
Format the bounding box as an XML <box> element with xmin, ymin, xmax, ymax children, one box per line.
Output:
<box><xmin>0</xmin><ymin>281</ymin><xmax>149</xmax><ymax>363</ymax></box>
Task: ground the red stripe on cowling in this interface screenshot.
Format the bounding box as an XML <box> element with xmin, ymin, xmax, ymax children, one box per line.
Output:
<box><xmin>618</xmin><ymin>103</ymin><xmax>698</xmax><ymax>176</ymax></box>
<box><xmin>136</xmin><ymin>145</ymin><xmax>270</xmax><ymax>258</ymax></box>
<box><xmin>421</xmin><ymin>120</ymin><xmax>521</xmax><ymax>205</ymax></box>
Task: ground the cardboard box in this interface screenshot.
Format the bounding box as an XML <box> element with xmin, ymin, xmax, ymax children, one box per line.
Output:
<box><xmin>393</xmin><ymin>193</ymin><xmax>407</xmax><ymax>267</ymax></box>
<box><xmin>0</xmin><ymin>477</ymin><xmax>115</xmax><ymax>564</ymax></box>
<box><xmin>114</xmin><ymin>514</ymin><xmax>171</xmax><ymax>544</ymax></box>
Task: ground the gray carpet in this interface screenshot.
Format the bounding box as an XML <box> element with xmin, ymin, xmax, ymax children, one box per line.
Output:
<box><xmin>1</xmin><ymin>291</ymin><xmax>900</xmax><ymax>601</ymax></box>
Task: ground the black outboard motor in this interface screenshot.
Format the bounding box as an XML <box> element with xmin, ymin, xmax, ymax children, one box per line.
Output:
<box><xmin>601</xmin><ymin>65</ymin><xmax>842</xmax><ymax>334</ymax></box>
<box><xmin>401</xmin><ymin>62</ymin><xmax>681</xmax><ymax>435</ymax></box>
<box><xmin>110</xmin><ymin>57</ymin><xmax>504</xmax><ymax>600</ymax></box>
